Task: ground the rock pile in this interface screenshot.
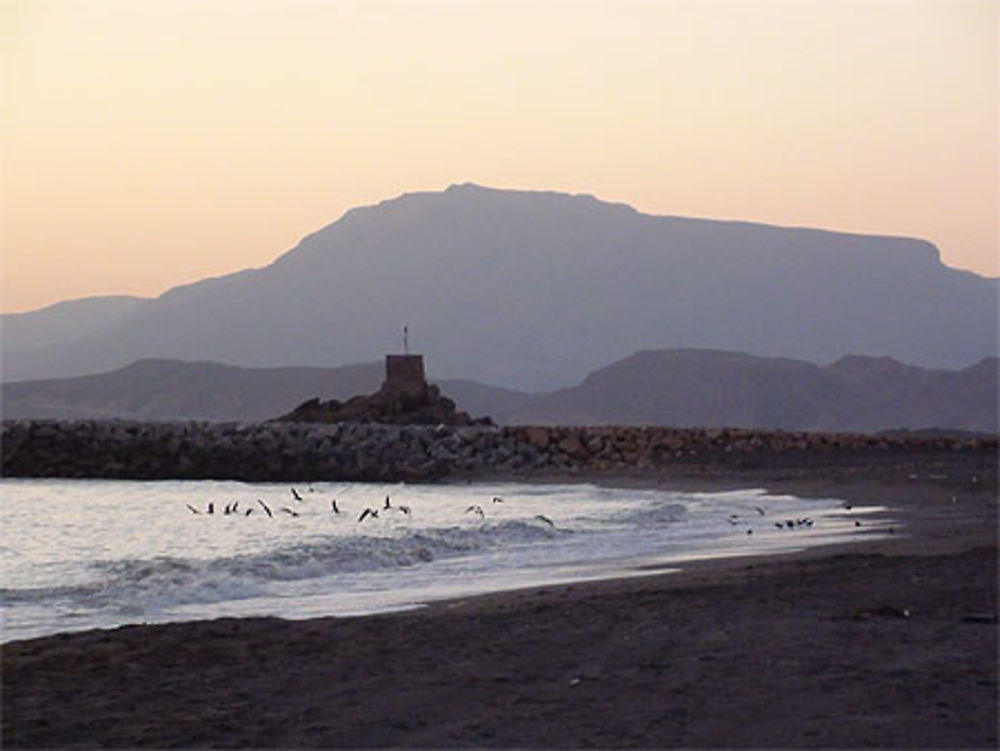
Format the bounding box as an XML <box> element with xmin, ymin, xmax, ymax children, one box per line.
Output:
<box><xmin>277</xmin><ymin>380</ymin><xmax>491</xmax><ymax>427</ymax></box>
<box><xmin>2</xmin><ymin>419</ymin><xmax>995</xmax><ymax>483</ymax></box>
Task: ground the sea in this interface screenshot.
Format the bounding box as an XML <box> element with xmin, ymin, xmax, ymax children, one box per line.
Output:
<box><xmin>0</xmin><ymin>479</ymin><xmax>891</xmax><ymax>643</ymax></box>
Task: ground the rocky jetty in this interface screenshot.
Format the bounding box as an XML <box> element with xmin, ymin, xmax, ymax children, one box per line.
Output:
<box><xmin>2</xmin><ymin>419</ymin><xmax>995</xmax><ymax>483</ymax></box>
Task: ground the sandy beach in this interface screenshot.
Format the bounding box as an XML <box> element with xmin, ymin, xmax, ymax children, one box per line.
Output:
<box><xmin>3</xmin><ymin>455</ymin><xmax>997</xmax><ymax>749</ymax></box>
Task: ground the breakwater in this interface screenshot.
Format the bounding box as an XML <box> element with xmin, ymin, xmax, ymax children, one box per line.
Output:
<box><xmin>2</xmin><ymin>419</ymin><xmax>995</xmax><ymax>482</ymax></box>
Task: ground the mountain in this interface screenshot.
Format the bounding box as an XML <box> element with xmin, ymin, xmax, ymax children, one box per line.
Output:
<box><xmin>2</xmin><ymin>295</ymin><xmax>149</xmax><ymax>364</ymax></box>
<box><xmin>2</xmin><ymin>351</ymin><xmax>995</xmax><ymax>433</ymax></box>
<box><xmin>3</xmin><ymin>184</ymin><xmax>997</xmax><ymax>389</ymax></box>
<box><xmin>508</xmin><ymin>349</ymin><xmax>999</xmax><ymax>433</ymax></box>
<box><xmin>0</xmin><ymin>358</ymin><xmax>532</xmax><ymax>424</ymax></box>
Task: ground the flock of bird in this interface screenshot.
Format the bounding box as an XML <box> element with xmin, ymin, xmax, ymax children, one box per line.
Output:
<box><xmin>185</xmin><ymin>487</ymin><xmax>861</xmax><ymax>535</ymax></box>
<box><xmin>722</xmin><ymin>499</ymin><xmax>861</xmax><ymax>535</ymax></box>
<box><xmin>184</xmin><ymin>487</ymin><xmax>557</xmax><ymax>527</ymax></box>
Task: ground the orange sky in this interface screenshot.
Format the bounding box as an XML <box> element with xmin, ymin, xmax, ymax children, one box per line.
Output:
<box><xmin>2</xmin><ymin>0</ymin><xmax>997</xmax><ymax>313</ymax></box>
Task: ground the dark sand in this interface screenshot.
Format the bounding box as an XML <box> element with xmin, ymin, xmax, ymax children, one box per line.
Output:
<box><xmin>3</xmin><ymin>455</ymin><xmax>997</xmax><ymax>749</ymax></box>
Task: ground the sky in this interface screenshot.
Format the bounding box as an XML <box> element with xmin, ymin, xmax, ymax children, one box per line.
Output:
<box><xmin>2</xmin><ymin>0</ymin><xmax>997</xmax><ymax>314</ymax></box>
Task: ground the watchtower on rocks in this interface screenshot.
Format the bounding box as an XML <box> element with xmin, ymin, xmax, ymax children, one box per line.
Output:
<box><xmin>383</xmin><ymin>354</ymin><xmax>426</xmax><ymax>394</ymax></box>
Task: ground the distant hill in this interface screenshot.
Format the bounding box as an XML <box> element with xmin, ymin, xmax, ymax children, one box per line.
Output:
<box><xmin>2</xmin><ymin>184</ymin><xmax>996</xmax><ymax>389</ymax></box>
<box><xmin>509</xmin><ymin>350</ymin><xmax>999</xmax><ymax>433</ymax></box>
<box><xmin>2</xmin><ymin>351</ymin><xmax>995</xmax><ymax>433</ymax></box>
<box><xmin>0</xmin><ymin>358</ymin><xmax>532</xmax><ymax>424</ymax></box>
<box><xmin>2</xmin><ymin>295</ymin><xmax>149</xmax><ymax>360</ymax></box>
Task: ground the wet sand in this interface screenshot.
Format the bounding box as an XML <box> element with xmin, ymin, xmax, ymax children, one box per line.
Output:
<box><xmin>3</xmin><ymin>457</ymin><xmax>997</xmax><ymax>748</ymax></box>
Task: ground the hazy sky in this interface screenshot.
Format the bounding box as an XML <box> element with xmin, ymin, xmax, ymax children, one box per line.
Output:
<box><xmin>2</xmin><ymin>0</ymin><xmax>997</xmax><ymax>313</ymax></box>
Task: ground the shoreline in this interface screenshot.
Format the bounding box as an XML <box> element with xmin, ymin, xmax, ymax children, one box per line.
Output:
<box><xmin>3</xmin><ymin>460</ymin><xmax>997</xmax><ymax>748</ymax></box>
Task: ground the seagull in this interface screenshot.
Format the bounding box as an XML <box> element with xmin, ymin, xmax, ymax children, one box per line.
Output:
<box><xmin>207</xmin><ymin>502</ymin><xmax>214</xmax><ymax>515</ymax></box>
<box><xmin>257</xmin><ymin>499</ymin><xmax>273</xmax><ymax>518</ymax></box>
<box><xmin>245</xmin><ymin>508</ymin><xmax>254</xmax><ymax>517</ymax></box>
<box><xmin>492</xmin><ymin>496</ymin><xmax>505</xmax><ymax>504</ymax></box>
<box><xmin>281</xmin><ymin>507</ymin><xmax>300</xmax><ymax>517</ymax></box>
<box><xmin>186</xmin><ymin>504</ymin><xmax>200</xmax><ymax>514</ymax></box>
<box><xmin>754</xmin><ymin>506</ymin><xmax>766</xmax><ymax>516</ymax></box>
<box><xmin>534</xmin><ymin>514</ymin><xmax>555</xmax><ymax>527</ymax></box>
<box><xmin>466</xmin><ymin>505</ymin><xmax>485</xmax><ymax>518</ymax></box>
<box><xmin>384</xmin><ymin>495</ymin><xmax>392</xmax><ymax>511</ymax></box>
<box><xmin>232</xmin><ymin>501</ymin><xmax>239</xmax><ymax>513</ymax></box>
<box><xmin>398</xmin><ymin>505</ymin><xmax>412</xmax><ymax>516</ymax></box>
<box><xmin>331</xmin><ymin>499</ymin><xmax>341</xmax><ymax>514</ymax></box>
<box><xmin>358</xmin><ymin>507</ymin><xmax>379</xmax><ymax>522</ymax></box>
<box><xmin>291</xmin><ymin>488</ymin><xmax>303</xmax><ymax>502</ymax></box>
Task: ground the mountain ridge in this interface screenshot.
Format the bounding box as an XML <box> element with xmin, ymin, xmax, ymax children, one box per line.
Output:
<box><xmin>3</xmin><ymin>184</ymin><xmax>996</xmax><ymax>388</ymax></box>
<box><xmin>3</xmin><ymin>350</ymin><xmax>995</xmax><ymax>433</ymax></box>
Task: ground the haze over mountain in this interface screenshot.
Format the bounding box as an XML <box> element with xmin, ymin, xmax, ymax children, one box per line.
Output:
<box><xmin>3</xmin><ymin>351</ymin><xmax>995</xmax><ymax>434</ymax></box>
<box><xmin>2</xmin><ymin>185</ymin><xmax>996</xmax><ymax>390</ymax></box>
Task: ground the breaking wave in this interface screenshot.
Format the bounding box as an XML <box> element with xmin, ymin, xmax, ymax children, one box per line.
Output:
<box><xmin>0</xmin><ymin>520</ymin><xmax>566</xmax><ymax>614</ymax></box>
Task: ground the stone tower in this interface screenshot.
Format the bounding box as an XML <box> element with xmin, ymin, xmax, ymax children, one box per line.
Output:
<box><xmin>383</xmin><ymin>354</ymin><xmax>426</xmax><ymax>394</ymax></box>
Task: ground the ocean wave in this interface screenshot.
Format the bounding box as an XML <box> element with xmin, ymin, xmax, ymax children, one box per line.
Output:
<box><xmin>0</xmin><ymin>520</ymin><xmax>567</xmax><ymax>614</ymax></box>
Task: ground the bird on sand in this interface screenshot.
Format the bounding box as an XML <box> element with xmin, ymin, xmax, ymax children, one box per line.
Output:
<box><xmin>358</xmin><ymin>507</ymin><xmax>379</xmax><ymax>522</ymax></box>
<box><xmin>257</xmin><ymin>499</ymin><xmax>273</xmax><ymax>518</ymax></box>
<box><xmin>186</xmin><ymin>504</ymin><xmax>200</xmax><ymax>514</ymax></box>
<box><xmin>331</xmin><ymin>499</ymin><xmax>341</xmax><ymax>514</ymax></box>
<box><xmin>466</xmin><ymin>505</ymin><xmax>485</xmax><ymax>518</ymax></box>
<box><xmin>534</xmin><ymin>514</ymin><xmax>555</xmax><ymax>527</ymax></box>
<box><xmin>291</xmin><ymin>488</ymin><xmax>303</xmax><ymax>502</ymax></box>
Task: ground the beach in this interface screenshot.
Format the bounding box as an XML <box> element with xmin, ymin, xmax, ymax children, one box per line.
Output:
<box><xmin>3</xmin><ymin>457</ymin><xmax>997</xmax><ymax>749</ymax></box>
